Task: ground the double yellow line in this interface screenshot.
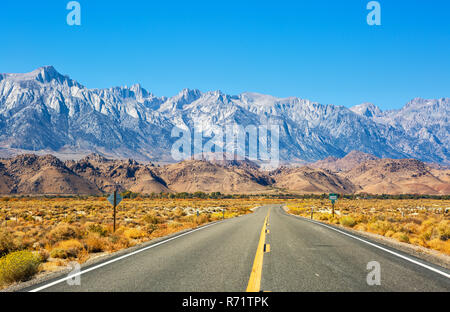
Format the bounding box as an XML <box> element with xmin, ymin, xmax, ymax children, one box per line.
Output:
<box><xmin>246</xmin><ymin>207</ymin><xmax>271</xmax><ymax>292</ymax></box>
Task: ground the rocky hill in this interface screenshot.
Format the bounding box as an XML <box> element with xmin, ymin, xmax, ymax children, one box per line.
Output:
<box><xmin>0</xmin><ymin>153</ymin><xmax>448</xmax><ymax>195</ymax></box>
<box><xmin>0</xmin><ymin>154</ymin><xmax>100</xmax><ymax>194</ymax></box>
<box><xmin>311</xmin><ymin>150</ymin><xmax>379</xmax><ymax>172</ymax></box>
<box><xmin>342</xmin><ymin>158</ymin><xmax>450</xmax><ymax>195</ymax></box>
<box><xmin>66</xmin><ymin>154</ymin><xmax>170</xmax><ymax>194</ymax></box>
<box><xmin>270</xmin><ymin>166</ymin><xmax>358</xmax><ymax>194</ymax></box>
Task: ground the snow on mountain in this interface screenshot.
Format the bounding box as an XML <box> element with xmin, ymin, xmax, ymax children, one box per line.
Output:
<box><xmin>381</xmin><ymin>98</ymin><xmax>449</xmax><ymax>147</ymax></box>
<box><xmin>351</xmin><ymin>98</ymin><xmax>449</xmax><ymax>163</ymax></box>
<box><xmin>350</xmin><ymin>102</ymin><xmax>382</xmax><ymax>118</ymax></box>
<box><xmin>0</xmin><ymin>67</ymin><xmax>448</xmax><ymax>164</ymax></box>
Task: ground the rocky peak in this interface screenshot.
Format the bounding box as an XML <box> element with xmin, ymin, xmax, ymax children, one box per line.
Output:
<box><xmin>82</xmin><ymin>153</ymin><xmax>110</xmax><ymax>163</ymax></box>
<box><xmin>350</xmin><ymin>102</ymin><xmax>382</xmax><ymax>118</ymax></box>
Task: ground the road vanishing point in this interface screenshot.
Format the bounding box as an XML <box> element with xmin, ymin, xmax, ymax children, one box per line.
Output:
<box><xmin>26</xmin><ymin>205</ymin><xmax>450</xmax><ymax>292</ymax></box>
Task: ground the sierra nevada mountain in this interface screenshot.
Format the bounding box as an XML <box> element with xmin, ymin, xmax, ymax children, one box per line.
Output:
<box><xmin>0</xmin><ymin>66</ymin><xmax>448</xmax><ymax>164</ymax></box>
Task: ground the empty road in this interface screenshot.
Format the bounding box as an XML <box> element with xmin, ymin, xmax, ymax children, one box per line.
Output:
<box><xmin>26</xmin><ymin>205</ymin><xmax>450</xmax><ymax>292</ymax></box>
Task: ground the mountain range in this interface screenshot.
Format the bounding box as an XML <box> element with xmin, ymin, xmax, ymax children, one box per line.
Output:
<box><xmin>0</xmin><ymin>152</ymin><xmax>448</xmax><ymax>195</ymax></box>
<box><xmin>0</xmin><ymin>66</ymin><xmax>448</xmax><ymax>164</ymax></box>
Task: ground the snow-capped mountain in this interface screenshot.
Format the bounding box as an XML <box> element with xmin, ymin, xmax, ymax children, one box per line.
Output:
<box><xmin>0</xmin><ymin>66</ymin><xmax>448</xmax><ymax>164</ymax></box>
<box><xmin>350</xmin><ymin>98</ymin><xmax>449</xmax><ymax>163</ymax></box>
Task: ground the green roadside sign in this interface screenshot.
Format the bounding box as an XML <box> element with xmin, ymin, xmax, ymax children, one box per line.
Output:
<box><xmin>329</xmin><ymin>193</ymin><xmax>338</xmax><ymax>204</ymax></box>
<box><xmin>329</xmin><ymin>193</ymin><xmax>338</xmax><ymax>217</ymax></box>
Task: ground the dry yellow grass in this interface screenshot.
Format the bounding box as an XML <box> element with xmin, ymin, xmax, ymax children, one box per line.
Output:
<box><xmin>0</xmin><ymin>196</ymin><xmax>281</xmax><ymax>288</ymax></box>
<box><xmin>3</xmin><ymin>195</ymin><xmax>447</xmax><ymax>288</ymax></box>
<box><xmin>287</xmin><ymin>198</ymin><xmax>450</xmax><ymax>255</ymax></box>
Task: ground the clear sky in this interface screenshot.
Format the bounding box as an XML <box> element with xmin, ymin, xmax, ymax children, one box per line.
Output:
<box><xmin>0</xmin><ymin>0</ymin><xmax>449</xmax><ymax>110</ymax></box>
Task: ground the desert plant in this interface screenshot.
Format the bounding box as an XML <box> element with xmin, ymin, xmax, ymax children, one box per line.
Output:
<box><xmin>392</xmin><ymin>232</ymin><xmax>410</xmax><ymax>243</ymax></box>
<box><xmin>108</xmin><ymin>234</ymin><xmax>131</xmax><ymax>250</ymax></box>
<box><xmin>37</xmin><ymin>249</ymin><xmax>50</xmax><ymax>262</ymax></box>
<box><xmin>0</xmin><ymin>230</ymin><xmax>16</xmax><ymax>257</ymax></box>
<box><xmin>339</xmin><ymin>216</ymin><xmax>356</xmax><ymax>227</ymax></box>
<box><xmin>85</xmin><ymin>234</ymin><xmax>108</xmax><ymax>253</ymax></box>
<box><xmin>0</xmin><ymin>250</ymin><xmax>41</xmax><ymax>285</ymax></box>
<box><xmin>87</xmin><ymin>224</ymin><xmax>108</xmax><ymax>237</ymax></box>
<box><xmin>367</xmin><ymin>220</ymin><xmax>393</xmax><ymax>235</ymax></box>
<box><xmin>401</xmin><ymin>222</ymin><xmax>419</xmax><ymax>234</ymax></box>
<box><xmin>427</xmin><ymin>238</ymin><xmax>450</xmax><ymax>254</ymax></box>
<box><xmin>437</xmin><ymin>220</ymin><xmax>450</xmax><ymax>241</ymax></box>
<box><xmin>47</xmin><ymin>223</ymin><xmax>79</xmax><ymax>243</ymax></box>
<box><xmin>123</xmin><ymin>228</ymin><xmax>146</xmax><ymax>239</ymax></box>
<box><xmin>143</xmin><ymin>212</ymin><xmax>162</xmax><ymax>225</ymax></box>
<box><xmin>196</xmin><ymin>214</ymin><xmax>210</xmax><ymax>225</ymax></box>
<box><xmin>50</xmin><ymin>239</ymin><xmax>84</xmax><ymax>259</ymax></box>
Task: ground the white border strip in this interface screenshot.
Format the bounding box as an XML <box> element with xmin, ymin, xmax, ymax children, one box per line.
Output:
<box><xmin>297</xmin><ymin>216</ymin><xmax>450</xmax><ymax>279</ymax></box>
<box><xmin>29</xmin><ymin>221</ymin><xmax>224</xmax><ymax>292</ymax></box>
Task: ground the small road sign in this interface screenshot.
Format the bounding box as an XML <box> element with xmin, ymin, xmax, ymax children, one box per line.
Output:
<box><xmin>108</xmin><ymin>192</ymin><xmax>123</xmax><ymax>206</ymax></box>
<box><xmin>329</xmin><ymin>193</ymin><xmax>338</xmax><ymax>217</ymax></box>
<box><xmin>329</xmin><ymin>193</ymin><xmax>338</xmax><ymax>201</ymax></box>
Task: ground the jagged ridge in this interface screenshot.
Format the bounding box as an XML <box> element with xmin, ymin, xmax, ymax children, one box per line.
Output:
<box><xmin>0</xmin><ymin>67</ymin><xmax>448</xmax><ymax>164</ymax></box>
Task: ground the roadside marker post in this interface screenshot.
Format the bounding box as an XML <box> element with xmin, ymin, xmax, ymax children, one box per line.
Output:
<box><xmin>107</xmin><ymin>190</ymin><xmax>123</xmax><ymax>232</ymax></box>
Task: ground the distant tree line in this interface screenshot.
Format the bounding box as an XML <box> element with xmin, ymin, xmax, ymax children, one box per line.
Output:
<box><xmin>120</xmin><ymin>192</ymin><xmax>450</xmax><ymax>200</ymax></box>
<box><xmin>2</xmin><ymin>192</ymin><xmax>449</xmax><ymax>200</ymax></box>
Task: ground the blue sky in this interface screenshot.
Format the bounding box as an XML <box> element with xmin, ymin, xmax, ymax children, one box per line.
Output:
<box><xmin>0</xmin><ymin>0</ymin><xmax>449</xmax><ymax>110</ymax></box>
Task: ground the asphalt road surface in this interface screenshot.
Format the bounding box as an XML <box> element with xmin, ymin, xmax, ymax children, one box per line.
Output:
<box><xmin>25</xmin><ymin>205</ymin><xmax>450</xmax><ymax>292</ymax></box>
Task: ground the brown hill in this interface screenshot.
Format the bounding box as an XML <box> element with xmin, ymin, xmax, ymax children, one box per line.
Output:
<box><xmin>156</xmin><ymin>160</ymin><xmax>270</xmax><ymax>194</ymax></box>
<box><xmin>431</xmin><ymin>169</ymin><xmax>450</xmax><ymax>183</ymax></box>
<box><xmin>0</xmin><ymin>154</ymin><xmax>100</xmax><ymax>194</ymax></box>
<box><xmin>187</xmin><ymin>153</ymin><xmax>274</xmax><ymax>186</ymax></box>
<box><xmin>0</xmin><ymin>153</ymin><xmax>448</xmax><ymax>195</ymax></box>
<box><xmin>312</xmin><ymin>150</ymin><xmax>379</xmax><ymax>172</ymax></box>
<box><xmin>0</xmin><ymin>162</ymin><xmax>14</xmax><ymax>193</ymax></box>
<box><xmin>271</xmin><ymin>166</ymin><xmax>358</xmax><ymax>194</ymax></box>
<box><xmin>343</xmin><ymin>158</ymin><xmax>449</xmax><ymax>195</ymax></box>
<box><xmin>429</xmin><ymin>169</ymin><xmax>450</xmax><ymax>194</ymax></box>
<box><xmin>66</xmin><ymin>154</ymin><xmax>170</xmax><ymax>194</ymax></box>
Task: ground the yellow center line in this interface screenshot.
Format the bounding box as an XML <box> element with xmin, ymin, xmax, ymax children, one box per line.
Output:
<box><xmin>246</xmin><ymin>207</ymin><xmax>271</xmax><ymax>292</ymax></box>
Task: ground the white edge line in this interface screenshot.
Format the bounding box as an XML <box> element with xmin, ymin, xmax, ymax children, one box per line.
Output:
<box><xmin>29</xmin><ymin>221</ymin><xmax>224</xmax><ymax>292</ymax></box>
<box><xmin>294</xmin><ymin>214</ymin><xmax>450</xmax><ymax>279</ymax></box>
